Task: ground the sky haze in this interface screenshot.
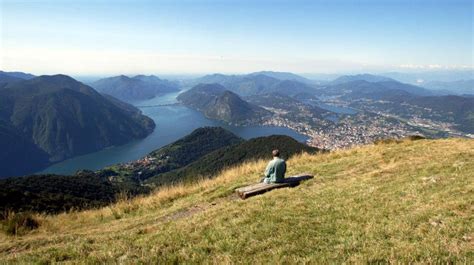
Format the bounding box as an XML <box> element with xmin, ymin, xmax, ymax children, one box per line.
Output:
<box><xmin>1</xmin><ymin>0</ymin><xmax>472</xmax><ymax>75</ymax></box>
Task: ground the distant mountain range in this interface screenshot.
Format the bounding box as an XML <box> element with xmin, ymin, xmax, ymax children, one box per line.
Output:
<box><xmin>0</xmin><ymin>74</ymin><xmax>24</xmax><ymax>86</ymax></box>
<box><xmin>381</xmin><ymin>70</ymin><xmax>474</xmax><ymax>84</ymax></box>
<box><xmin>91</xmin><ymin>75</ymin><xmax>179</xmax><ymax>102</ymax></box>
<box><xmin>192</xmin><ymin>72</ymin><xmax>453</xmax><ymax>99</ymax></box>
<box><xmin>0</xmin><ymin>127</ymin><xmax>318</xmax><ymax>213</ymax></box>
<box><xmin>0</xmin><ymin>70</ymin><xmax>35</xmax><ymax>81</ymax></box>
<box><xmin>177</xmin><ymin>83</ymin><xmax>271</xmax><ymax>125</ymax></box>
<box><xmin>421</xmin><ymin>79</ymin><xmax>474</xmax><ymax>95</ymax></box>
<box><xmin>184</xmin><ymin>72</ymin><xmax>474</xmax><ymax>134</ymax></box>
<box><xmin>248</xmin><ymin>71</ymin><xmax>313</xmax><ymax>83</ymax></box>
<box><xmin>193</xmin><ymin>72</ymin><xmax>317</xmax><ymax>97</ymax></box>
<box><xmin>330</xmin><ymin>74</ymin><xmax>396</xmax><ymax>85</ymax></box>
<box><xmin>322</xmin><ymin>73</ymin><xmax>473</xmax><ymax>96</ymax></box>
<box><xmin>0</xmin><ymin>71</ymin><xmax>36</xmax><ymax>88</ymax></box>
<box><xmin>0</xmin><ymin>74</ymin><xmax>155</xmax><ymax>177</ymax></box>
<box><xmin>327</xmin><ymin>80</ymin><xmax>435</xmax><ymax>98</ymax></box>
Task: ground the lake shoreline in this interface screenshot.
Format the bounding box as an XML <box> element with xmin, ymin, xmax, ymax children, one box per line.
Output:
<box><xmin>38</xmin><ymin>92</ymin><xmax>310</xmax><ymax>175</ymax></box>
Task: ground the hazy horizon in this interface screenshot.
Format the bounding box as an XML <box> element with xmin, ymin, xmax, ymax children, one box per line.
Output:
<box><xmin>2</xmin><ymin>69</ymin><xmax>474</xmax><ymax>84</ymax></box>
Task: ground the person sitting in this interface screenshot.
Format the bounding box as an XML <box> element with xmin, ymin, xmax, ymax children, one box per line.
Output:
<box><xmin>261</xmin><ymin>149</ymin><xmax>287</xmax><ymax>184</ymax></box>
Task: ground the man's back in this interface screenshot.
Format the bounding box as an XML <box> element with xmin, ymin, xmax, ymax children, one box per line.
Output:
<box><xmin>263</xmin><ymin>157</ymin><xmax>286</xmax><ymax>183</ymax></box>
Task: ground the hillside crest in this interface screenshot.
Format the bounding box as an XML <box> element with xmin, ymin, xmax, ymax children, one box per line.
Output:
<box><xmin>1</xmin><ymin>138</ymin><xmax>472</xmax><ymax>263</ymax></box>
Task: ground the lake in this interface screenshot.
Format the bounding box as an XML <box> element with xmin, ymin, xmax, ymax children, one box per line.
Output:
<box><xmin>40</xmin><ymin>92</ymin><xmax>308</xmax><ymax>175</ymax></box>
<box><xmin>316</xmin><ymin>102</ymin><xmax>358</xmax><ymax>115</ymax></box>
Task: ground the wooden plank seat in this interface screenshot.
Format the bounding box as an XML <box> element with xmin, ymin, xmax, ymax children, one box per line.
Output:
<box><xmin>235</xmin><ymin>174</ymin><xmax>314</xmax><ymax>199</ymax></box>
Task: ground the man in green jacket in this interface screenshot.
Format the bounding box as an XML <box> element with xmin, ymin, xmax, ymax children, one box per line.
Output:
<box><xmin>262</xmin><ymin>149</ymin><xmax>287</xmax><ymax>184</ymax></box>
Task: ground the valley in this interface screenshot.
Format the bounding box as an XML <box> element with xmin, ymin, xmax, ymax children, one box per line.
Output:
<box><xmin>39</xmin><ymin>91</ymin><xmax>308</xmax><ymax>175</ymax></box>
<box><xmin>1</xmin><ymin>71</ymin><xmax>472</xmax><ymax>178</ymax></box>
<box><xmin>189</xmin><ymin>73</ymin><xmax>473</xmax><ymax>150</ymax></box>
<box><xmin>1</xmin><ymin>1</ymin><xmax>472</xmax><ymax>263</ymax></box>
<box><xmin>2</xmin><ymin>70</ymin><xmax>470</xmax><ymax>215</ymax></box>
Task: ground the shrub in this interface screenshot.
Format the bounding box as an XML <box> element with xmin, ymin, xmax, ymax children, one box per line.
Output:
<box><xmin>109</xmin><ymin>207</ymin><xmax>122</xmax><ymax>220</ymax></box>
<box><xmin>407</xmin><ymin>135</ymin><xmax>426</xmax><ymax>141</ymax></box>
<box><xmin>1</xmin><ymin>211</ymin><xmax>40</xmax><ymax>236</ymax></box>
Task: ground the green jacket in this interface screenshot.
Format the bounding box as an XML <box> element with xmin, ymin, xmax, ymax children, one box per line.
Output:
<box><xmin>263</xmin><ymin>157</ymin><xmax>286</xmax><ymax>183</ymax></box>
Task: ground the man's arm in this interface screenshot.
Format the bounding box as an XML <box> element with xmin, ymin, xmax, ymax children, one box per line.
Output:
<box><xmin>264</xmin><ymin>161</ymin><xmax>273</xmax><ymax>178</ymax></box>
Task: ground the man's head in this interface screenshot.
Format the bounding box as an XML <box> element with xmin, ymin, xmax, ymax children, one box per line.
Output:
<box><xmin>272</xmin><ymin>149</ymin><xmax>280</xmax><ymax>157</ymax></box>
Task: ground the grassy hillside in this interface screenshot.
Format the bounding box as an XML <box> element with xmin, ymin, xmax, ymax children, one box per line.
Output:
<box><xmin>0</xmin><ymin>138</ymin><xmax>472</xmax><ymax>263</ymax></box>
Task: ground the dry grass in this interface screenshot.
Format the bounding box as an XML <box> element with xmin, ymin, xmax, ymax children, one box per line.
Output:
<box><xmin>0</xmin><ymin>138</ymin><xmax>473</xmax><ymax>263</ymax></box>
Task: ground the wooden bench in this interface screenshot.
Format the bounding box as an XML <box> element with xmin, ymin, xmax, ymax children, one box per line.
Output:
<box><xmin>235</xmin><ymin>174</ymin><xmax>314</xmax><ymax>199</ymax></box>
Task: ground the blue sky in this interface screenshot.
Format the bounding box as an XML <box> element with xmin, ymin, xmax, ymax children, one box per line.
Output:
<box><xmin>0</xmin><ymin>0</ymin><xmax>472</xmax><ymax>75</ymax></box>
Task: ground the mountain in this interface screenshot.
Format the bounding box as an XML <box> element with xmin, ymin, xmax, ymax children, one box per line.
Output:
<box><xmin>0</xmin><ymin>71</ymin><xmax>36</xmax><ymax>87</ymax></box>
<box><xmin>91</xmin><ymin>75</ymin><xmax>179</xmax><ymax>102</ymax></box>
<box><xmin>330</xmin><ymin>74</ymin><xmax>396</xmax><ymax>84</ymax></box>
<box><xmin>2</xmin><ymin>138</ymin><xmax>471</xmax><ymax>263</ymax></box>
<box><xmin>407</xmin><ymin>95</ymin><xmax>474</xmax><ymax>133</ymax></box>
<box><xmin>195</xmin><ymin>73</ymin><xmax>279</xmax><ymax>96</ymax></box>
<box><xmin>177</xmin><ymin>83</ymin><xmax>271</xmax><ymax>124</ymax></box>
<box><xmin>149</xmin><ymin>127</ymin><xmax>242</xmax><ymax>166</ymax></box>
<box><xmin>263</xmin><ymin>79</ymin><xmax>318</xmax><ymax>96</ymax></box>
<box><xmin>0</xmin><ymin>120</ymin><xmax>50</xmax><ymax>177</ymax></box>
<box><xmin>328</xmin><ymin>80</ymin><xmax>434</xmax><ymax>99</ymax></box>
<box><xmin>147</xmin><ymin>134</ymin><xmax>319</xmax><ymax>186</ymax></box>
<box><xmin>375</xmin><ymin>80</ymin><xmax>435</xmax><ymax>96</ymax></box>
<box><xmin>107</xmin><ymin>127</ymin><xmax>244</xmax><ymax>181</ymax></box>
<box><xmin>0</xmin><ymin>74</ymin><xmax>23</xmax><ymax>87</ymax></box>
<box><xmin>248</xmin><ymin>71</ymin><xmax>312</xmax><ymax>83</ymax></box>
<box><xmin>194</xmin><ymin>73</ymin><xmax>240</xmax><ymax>85</ymax></box>
<box><xmin>0</xmin><ymin>70</ymin><xmax>35</xmax><ymax>80</ymax></box>
<box><xmin>421</xmin><ymin>79</ymin><xmax>474</xmax><ymax>95</ymax></box>
<box><xmin>194</xmin><ymin>73</ymin><xmax>316</xmax><ymax>97</ymax></box>
<box><xmin>0</xmin><ymin>75</ymin><xmax>155</xmax><ymax>177</ymax></box>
